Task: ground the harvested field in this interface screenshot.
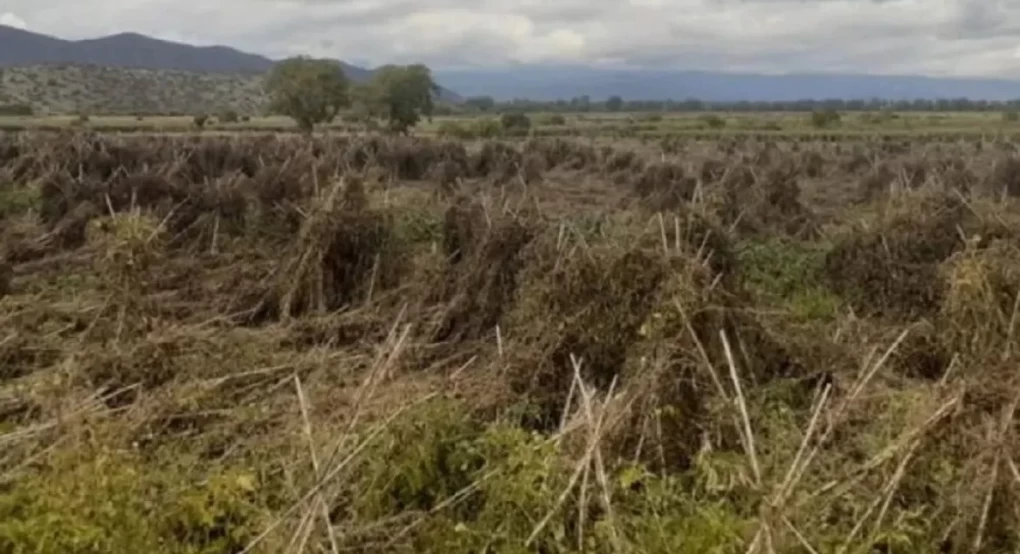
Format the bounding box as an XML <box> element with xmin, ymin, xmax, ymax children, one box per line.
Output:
<box><xmin>3</xmin><ymin>130</ymin><xmax>1020</xmax><ymax>553</ymax></box>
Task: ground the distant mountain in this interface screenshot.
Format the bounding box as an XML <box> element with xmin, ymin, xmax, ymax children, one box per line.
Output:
<box><xmin>0</xmin><ymin>25</ymin><xmax>457</xmax><ymax>101</ymax></box>
<box><xmin>0</xmin><ymin>25</ymin><xmax>278</xmax><ymax>74</ymax></box>
<box><xmin>434</xmin><ymin>65</ymin><xmax>1020</xmax><ymax>103</ymax></box>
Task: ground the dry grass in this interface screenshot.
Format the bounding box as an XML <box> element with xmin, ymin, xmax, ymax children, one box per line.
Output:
<box><xmin>1</xmin><ymin>130</ymin><xmax>1020</xmax><ymax>553</ymax></box>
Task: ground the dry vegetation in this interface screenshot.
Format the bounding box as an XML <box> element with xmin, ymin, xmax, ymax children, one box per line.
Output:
<box><xmin>3</xmin><ymin>129</ymin><xmax>1020</xmax><ymax>553</ymax></box>
<box><xmin>0</xmin><ymin>65</ymin><xmax>266</xmax><ymax>115</ymax></box>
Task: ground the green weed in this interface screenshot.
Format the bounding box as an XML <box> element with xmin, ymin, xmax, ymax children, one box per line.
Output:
<box><xmin>0</xmin><ymin>449</ymin><xmax>268</xmax><ymax>554</ymax></box>
<box><xmin>737</xmin><ymin>237</ymin><xmax>842</xmax><ymax>321</ymax></box>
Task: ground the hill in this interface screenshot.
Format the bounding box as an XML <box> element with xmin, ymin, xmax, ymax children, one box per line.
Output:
<box><xmin>0</xmin><ymin>64</ymin><xmax>266</xmax><ymax>115</ymax></box>
<box><xmin>0</xmin><ymin>24</ymin><xmax>458</xmax><ymax>114</ymax></box>
<box><xmin>434</xmin><ymin>65</ymin><xmax>1020</xmax><ymax>103</ymax></box>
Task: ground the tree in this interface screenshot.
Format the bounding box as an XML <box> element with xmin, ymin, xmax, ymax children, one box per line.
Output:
<box><xmin>606</xmin><ymin>95</ymin><xmax>624</xmax><ymax>112</ymax></box>
<box><xmin>265</xmin><ymin>57</ymin><xmax>350</xmax><ymax>132</ymax></box>
<box><xmin>465</xmin><ymin>96</ymin><xmax>496</xmax><ymax>112</ymax></box>
<box><xmin>361</xmin><ymin>64</ymin><xmax>438</xmax><ymax>133</ymax></box>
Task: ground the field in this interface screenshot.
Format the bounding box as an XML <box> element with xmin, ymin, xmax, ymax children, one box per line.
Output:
<box><xmin>4</xmin><ymin>110</ymin><xmax>1020</xmax><ymax>138</ymax></box>
<box><xmin>2</xmin><ymin>126</ymin><xmax>1020</xmax><ymax>553</ymax></box>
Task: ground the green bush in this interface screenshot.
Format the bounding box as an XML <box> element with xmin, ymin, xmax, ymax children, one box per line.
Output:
<box><xmin>0</xmin><ymin>185</ymin><xmax>40</xmax><ymax>217</ymax></box>
<box><xmin>350</xmin><ymin>399</ymin><xmax>755</xmax><ymax>553</ymax></box>
<box><xmin>473</xmin><ymin>118</ymin><xmax>503</xmax><ymax>139</ymax></box>
<box><xmin>0</xmin><ymin>450</ymin><xmax>268</xmax><ymax>554</ymax></box>
<box><xmin>1003</xmin><ymin>111</ymin><xmax>1019</xmax><ymax>123</ymax></box>
<box><xmin>193</xmin><ymin>114</ymin><xmax>209</xmax><ymax>129</ymax></box>
<box><xmin>736</xmin><ymin>237</ymin><xmax>841</xmax><ymax>321</ymax></box>
<box><xmin>810</xmin><ymin>109</ymin><xmax>842</xmax><ymax>128</ymax></box>
<box><xmin>0</xmin><ymin>104</ymin><xmax>33</xmax><ymax>116</ymax></box>
<box><xmin>500</xmin><ymin>113</ymin><xmax>532</xmax><ymax>136</ymax></box>
<box><xmin>699</xmin><ymin>114</ymin><xmax>727</xmax><ymax>129</ymax></box>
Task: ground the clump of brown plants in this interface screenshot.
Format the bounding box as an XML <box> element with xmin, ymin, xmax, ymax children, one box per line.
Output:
<box><xmin>3</xmin><ymin>129</ymin><xmax>1020</xmax><ymax>554</ymax></box>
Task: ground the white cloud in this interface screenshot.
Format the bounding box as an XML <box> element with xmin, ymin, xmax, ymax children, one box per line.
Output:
<box><xmin>5</xmin><ymin>0</ymin><xmax>1020</xmax><ymax>77</ymax></box>
<box><xmin>0</xmin><ymin>12</ymin><xmax>27</xmax><ymax>29</ymax></box>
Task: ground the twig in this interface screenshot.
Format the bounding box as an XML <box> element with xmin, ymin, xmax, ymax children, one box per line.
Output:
<box><xmin>721</xmin><ymin>330</ymin><xmax>761</xmax><ymax>486</ymax></box>
<box><xmin>293</xmin><ymin>376</ymin><xmax>340</xmax><ymax>554</ymax></box>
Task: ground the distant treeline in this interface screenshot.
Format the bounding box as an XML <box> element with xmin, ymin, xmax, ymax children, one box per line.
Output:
<box><xmin>460</xmin><ymin>96</ymin><xmax>1020</xmax><ymax>113</ymax></box>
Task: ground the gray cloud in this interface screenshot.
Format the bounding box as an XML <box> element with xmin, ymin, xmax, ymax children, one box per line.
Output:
<box><xmin>4</xmin><ymin>0</ymin><xmax>1020</xmax><ymax>76</ymax></box>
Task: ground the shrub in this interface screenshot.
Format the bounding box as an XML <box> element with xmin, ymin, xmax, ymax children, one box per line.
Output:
<box><xmin>473</xmin><ymin>118</ymin><xmax>503</xmax><ymax>139</ymax></box>
<box><xmin>500</xmin><ymin>112</ymin><xmax>532</xmax><ymax>136</ymax></box>
<box><xmin>0</xmin><ymin>450</ymin><xmax>268</xmax><ymax>554</ymax></box>
<box><xmin>736</xmin><ymin>237</ymin><xmax>841</xmax><ymax>321</ymax></box>
<box><xmin>1003</xmin><ymin>111</ymin><xmax>1019</xmax><ymax>123</ymax></box>
<box><xmin>193</xmin><ymin>114</ymin><xmax>209</xmax><ymax>129</ymax></box>
<box><xmin>540</xmin><ymin>114</ymin><xmax>567</xmax><ymax>126</ymax></box>
<box><xmin>437</xmin><ymin>120</ymin><xmax>475</xmax><ymax>140</ymax></box>
<box><xmin>810</xmin><ymin>110</ymin><xmax>842</xmax><ymax>128</ymax></box>
<box><xmin>0</xmin><ymin>104</ymin><xmax>33</xmax><ymax>116</ymax></box>
<box><xmin>699</xmin><ymin>114</ymin><xmax>727</xmax><ymax>129</ymax></box>
<box><xmin>219</xmin><ymin>109</ymin><xmax>239</xmax><ymax>123</ymax></box>
<box><xmin>0</xmin><ymin>186</ymin><xmax>41</xmax><ymax>218</ymax></box>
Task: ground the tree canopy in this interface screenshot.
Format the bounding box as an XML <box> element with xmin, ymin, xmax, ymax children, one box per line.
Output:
<box><xmin>265</xmin><ymin>57</ymin><xmax>350</xmax><ymax>132</ymax></box>
<box><xmin>359</xmin><ymin>64</ymin><xmax>439</xmax><ymax>134</ymax></box>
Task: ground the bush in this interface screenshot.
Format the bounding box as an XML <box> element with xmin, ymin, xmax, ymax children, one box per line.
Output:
<box><xmin>539</xmin><ymin>114</ymin><xmax>567</xmax><ymax>126</ymax></box>
<box><xmin>810</xmin><ymin>110</ymin><xmax>842</xmax><ymax>128</ymax></box>
<box><xmin>0</xmin><ymin>104</ymin><xmax>33</xmax><ymax>116</ymax></box>
<box><xmin>437</xmin><ymin>120</ymin><xmax>475</xmax><ymax>140</ymax></box>
<box><xmin>500</xmin><ymin>113</ymin><xmax>532</xmax><ymax>136</ymax></box>
<box><xmin>0</xmin><ymin>450</ymin><xmax>268</xmax><ymax>554</ymax></box>
<box><xmin>1003</xmin><ymin>111</ymin><xmax>1019</xmax><ymax>123</ymax></box>
<box><xmin>193</xmin><ymin>114</ymin><xmax>209</xmax><ymax>129</ymax></box>
<box><xmin>473</xmin><ymin>118</ymin><xmax>503</xmax><ymax>139</ymax></box>
<box><xmin>219</xmin><ymin>109</ymin><xmax>239</xmax><ymax>123</ymax></box>
<box><xmin>736</xmin><ymin>237</ymin><xmax>841</xmax><ymax>321</ymax></box>
<box><xmin>699</xmin><ymin>114</ymin><xmax>727</xmax><ymax>129</ymax></box>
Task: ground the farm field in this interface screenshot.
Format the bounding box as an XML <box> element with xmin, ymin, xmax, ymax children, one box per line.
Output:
<box><xmin>4</xmin><ymin>110</ymin><xmax>1020</xmax><ymax>138</ymax></box>
<box><xmin>2</xmin><ymin>128</ymin><xmax>1020</xmax><ymax>553</ymax></box>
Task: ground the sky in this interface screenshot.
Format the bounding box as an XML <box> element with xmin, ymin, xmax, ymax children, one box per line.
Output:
<box><xmin>3</xmin><ymin>0</ymin><xmax>1020</xmax><ymax>77</ymax></box>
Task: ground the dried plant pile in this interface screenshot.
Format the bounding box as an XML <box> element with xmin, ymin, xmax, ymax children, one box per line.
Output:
<box><xmin>1</xmin><ymin>131</ymin><xmax>1020</xmax><ymax>553</ymax></box>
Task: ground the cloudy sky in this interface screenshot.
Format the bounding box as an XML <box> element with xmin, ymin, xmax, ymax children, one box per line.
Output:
<box><xmin>3</xmin><ymin>0</ymin><xmax>1020</xmax><ymax>76</ymax></box>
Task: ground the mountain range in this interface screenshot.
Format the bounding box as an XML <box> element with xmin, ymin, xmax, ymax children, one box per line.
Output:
<box><xmin>433</xmin><ymin>65</ymin><xmax>1020</xmax><ymax>103</ymax></box>
<box><xmin>0</xmin><ymin>24</ymin><xmax>454</xmax><ymax>101</ymax></box>
<box><xmin>2</xmin><ymin>23</ymin><xmax>1020</xmax><ymax>110</ymax></box>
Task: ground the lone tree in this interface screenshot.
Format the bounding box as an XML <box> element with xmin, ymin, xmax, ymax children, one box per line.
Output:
<box><xmin>265</xmin><ymin>57</ymin><xmax>350</xmax><ymax>132</ymax></box>
<box><xmin>361</xmin><ymin>64</ymin><xmax>438</xmax><ymax>134</ymax></box>
<box><xmin>606</xmin><ymin>95</ymin><xmax>624</xmax><ymax>112</ymax></box>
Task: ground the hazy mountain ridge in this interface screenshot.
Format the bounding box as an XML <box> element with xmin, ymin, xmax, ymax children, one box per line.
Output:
<box><xmin>435</xmin><ymin>66</ymin><xmax>1020</xmax><ymax>103</ymax></box>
